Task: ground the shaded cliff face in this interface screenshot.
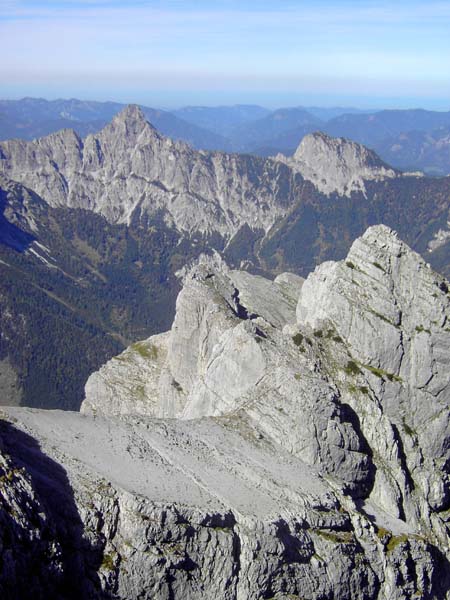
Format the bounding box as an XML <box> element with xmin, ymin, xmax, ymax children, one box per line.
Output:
<box><xmin>0</xmin><ymin>418</ymin><xmax>109</xmax><ymax>600</ymax></box>
<box><xmin>1</xmin><ymin>227</ymin><xmax>444</xmax><ymax>599</ymax></box>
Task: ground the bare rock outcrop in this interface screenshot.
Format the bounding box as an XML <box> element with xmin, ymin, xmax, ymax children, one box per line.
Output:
<box><xmin>0</xmin><ymin>108</ymin><xmax>407</xmax><ymax>247</ymax></box>
<box><xmin>0</xmin><ymin>105</ymin><xmax>297</xmax><ymax>238</ymax></box>
<box><xmin>276</xmin><ymin>131</ymin><xmax>398</xmax><ymax>196</ymax></box>
<box><xmin>2</xmin><ymin>225</ymin><xmax>450</xmax><ymax>599</ymax></box>
<box><xmin>297</xmin><ymin>224</ymin><xmax>450</xmax><ymax>531</ymax></box>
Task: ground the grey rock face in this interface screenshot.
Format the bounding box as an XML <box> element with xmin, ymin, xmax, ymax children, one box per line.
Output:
<box><xmin>297</xmin><ymin>225</ymin><xmax>450</xmax><ymax>523</ymax></box>
<box><xmin>0</xmin><ymin>414</ymin><xmax>105</xmax><ymax>599</ymax></box>
<box><xmin>0</xmin><ymin>105</ymin><xmax>298</xmax><ymax>238</ymax></box>
<box><xmin>1</xmin><ymin>407</ymin><xmax>381</xmax><ymax>600</ymax></box>
<box><xmin>2</xmin><ymin>225</ymin><xmax>450</xmax><ymax>599</ymax></box>
<box><xmin>84</xmin><ymin>254</ymin><xmax>307</xmax><ymax>421</ymax></box>
<box><xmin>276</xmin><ymin>131</ymin><xmax>398</xmax><ymax>196</ymax></box>
<box><xmin>0</xmin><ymin>107</ymin><xmax>409</xmax><ymax>248</ymax></box>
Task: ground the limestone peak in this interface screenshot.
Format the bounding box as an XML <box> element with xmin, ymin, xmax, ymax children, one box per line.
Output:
<box><xmin>113</xmin><ymin>104</ymin><xmax>148</xmax><ymax>126</ymax></box>
<box><xmin>277</xmin><ymin>131</ymin><xmax>398</xmax><ymax>196</ymax></box>
<box><xmin>293</xmin><ymin>131</ymin><xmax>384</xmax><ymax>167</ymax></box>
<box><xmin>108</xmin><ymin>104</ymin><xmax>159</xmax><ymax>139</ymax></box>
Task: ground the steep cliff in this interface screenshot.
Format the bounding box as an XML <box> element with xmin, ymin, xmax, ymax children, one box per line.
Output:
<box><xmin>2</xmin><ymin>107</ymin><xmax>450</xmax><ymax>414</ymax></box>
<box><xmin>276</xmin><ymin>132</ymin><xmax>399</xmax><ymax>196</ymax></box>
<box><xmin>0</xmin><ymin>105</ymin><xmax>300</xmax><ymax>238</ymax></box>
<box><xmin>1</xmin><ymin>226</ymin><xmax>449</xmax><ymax>599</ymax></box>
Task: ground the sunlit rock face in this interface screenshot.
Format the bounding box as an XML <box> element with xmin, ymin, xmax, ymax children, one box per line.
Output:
<box><xmin>276</xmin><ymin>131</ymin><xmax>398</xmax><ymax>196</ymax></box>
<box><xmin>2</xmin><ymin>225</ymin><xmax>450</xmax><ymax>599</ymax></box>
<box><xmin>0</xmin><ymin>105</ymin><xmax>299</xmax><ymax>238</ymax></box>
<box><xmin>0</xmin><ymin>107</ymin><xmax>402</xmax><ymax>252</ymax></box>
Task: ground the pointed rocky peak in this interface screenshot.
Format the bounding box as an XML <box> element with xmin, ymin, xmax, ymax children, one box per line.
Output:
<box><xmin>350</xmin><ymin>224</ymin><xmax>402</xmax><ymax>259</ymax></box>
<box><xmin>40</xmin><ymin>126</ymin><xmax>82</xmax><ymax>146</ymax></box>
<box><xmin>114</xmin><ymin>104</ymin><xmax>147</xmax><ymax>125</ymax></box>
<box><xmin>297</xmin><ymin>223</ymin><xmax>450</xmax><ymax>398</ymax></box>
<box><xmin>82</xmin><ymin>103</ymin><xmax>163</xmax><ymax>168</ymax></box>
<box><xmin>109</xmin><ymin>104</ymin><xmax>158</xmax><ymax>139</ymax></box>
<box><xmin>176</xmin><ymin>251</ymin><xmax>231</xmax><ymax>285</ymax></box>
<box><xmin>276</xmin><ymin>131</ymin><xmax>398</xmax><ymax>196</ymax></box>
<box><xmin>83</xmin><ymin>254</ymin><xmax>304</xmax><ymax>421</ymax></box>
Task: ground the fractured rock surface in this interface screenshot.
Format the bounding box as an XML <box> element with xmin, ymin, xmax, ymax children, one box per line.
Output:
<box><xmin>0</xmin><ymin>105</ymin><xmax>297</xmax><ymax>238</ymax></box>
<box><xmin>1</xmin><ymin>225</ymin><xmax>450</xmax><ymax>599</ymax></box>
<box><xmin>0</xmin><ymin>107</ymin><xmax>404</xmax><ymax>243</ymax></box>
<box><xmin>276</xmin><ymin>132</ymin><xmax>399</xmax><ymax>196</ymax></box>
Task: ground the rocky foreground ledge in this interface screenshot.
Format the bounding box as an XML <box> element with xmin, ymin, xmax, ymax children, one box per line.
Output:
<box><xmin>1</xmin><ymin>225</ymin><xmax>450</xmax><ymax>599</ymax></box>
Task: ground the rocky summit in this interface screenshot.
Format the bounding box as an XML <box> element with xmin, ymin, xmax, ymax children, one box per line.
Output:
<box><xmin>0</xmin><ymin>105</ymin><xmax>298</xmax><ymax>238</ymax></box>
<box><xmin>0</xmin><ymin>106</ymin><xmax>408</xmax><ymax>241</ymax></box>
<box><xmin>1</xmin><ymin>225</ymin><xmax>450</xmax><ymax>599</ymax></box>
<box><xmin>275</xmin><ymin>131</ymin><xmax>399</xmax><ymax>196</ymax></box>
<box><xmin>5</xmin><ymin>109</ymin><xmax>450</xmax><ymax>415</ymax></box>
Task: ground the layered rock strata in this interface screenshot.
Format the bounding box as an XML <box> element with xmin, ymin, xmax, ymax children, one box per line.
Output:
<box><xmin>0</xmin><ymin>107</ymin><xmax>405</xmax><ymax>241</ymax></box>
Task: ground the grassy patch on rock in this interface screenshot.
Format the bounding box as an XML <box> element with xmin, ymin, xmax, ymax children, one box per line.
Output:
<box><xmin>314</xmin><ymin>529</ymin><xmax>355</xmax><ymax>544</ymax></box>
<box><xmin>344</xmin><ymin>360</ymin><xmax>362</xmax><ymax>376</ymax></box>
<box><xmin>362</xmin><ymin>364</ymin><xmax>402</xmax><ymax>383</ymax></box>
<box><xmin>131</xmin><ymin>341</ymin><xmax>158</xmax><ymax>360</ymax></box>
<box><xmin>101</xmin><ymin>552</ymin><xmax>116</xmax><ymax>571</ymax></box>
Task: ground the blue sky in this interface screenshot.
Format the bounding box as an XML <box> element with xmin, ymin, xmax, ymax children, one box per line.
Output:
<box><xmin>1</xmin><ymin>0</ymin><xmax>450</xmax><ymax>109</ymax></box>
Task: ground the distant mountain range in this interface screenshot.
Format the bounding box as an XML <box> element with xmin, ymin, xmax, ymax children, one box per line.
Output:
<box><xmin>2</xmin><ymin>97</ymin><xmax>450</xmax><ymax>174</ymax></box>
<box><xmin>0</xmin><ymin>97</ymin><xmax>230</xmax><ymax>151</ymax></box>
<box><xmin>325</xmin><ymin>108</ymin><xmax>450</xmax><ymax>145</ymax></box>
<box><xmin>375</xmin><ymin>126</ymin><xmax>450</xmax><ymax>175</ymax></box>
<box><xmin>1</xmin><ymin>105</ymin><xmax>450</xmax><ymax>411</ymax></box>
<box><xmin>172</xmin><ymin>104</ymin><xmax>272</xmax><ymax>137</ymax></box>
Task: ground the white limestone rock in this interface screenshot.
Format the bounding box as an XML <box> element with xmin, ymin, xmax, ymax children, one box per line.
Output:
<box><xmin>83</xmin><ymin>259</ymin><xmax>371</xmax><ymax>495</ymax></box>
<box><xmin>3</xmin><ymin>225</ymin><xmax>450</xmax><ymax>599</ymax></box>
<box><xmin>276</xmin><ymin>131</ymin><xmax>398</xmax><ymax>196</ymax></box>
<box><xmin>0</xmin><ymin>105</ymin><xmax>295</xmax><ymax>239</ymax></box>
<box><xmin>83</xmin><ymin>333</ymin><xmax>169</xmax><ymax>417</ymax></box>
<box><xmin>297</xmin><ymin>223</ymin><xmax>450</xmax><ymax>528</ymax></box>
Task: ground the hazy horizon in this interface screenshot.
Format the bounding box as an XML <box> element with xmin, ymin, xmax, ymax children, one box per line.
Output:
<box><xmin>2</xmin><ymin>94</ymin><xmax>450</xmax><ymax>114</ymax></box>
<box><xmin>1</xmin><ymin>1</ymin><xmax>449</xmax><ymax>111</ymax></box>
<box><xmin>2</xmin><ymin>95</ymin><xmax>450</xmax><ymax>114</ymax></box>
